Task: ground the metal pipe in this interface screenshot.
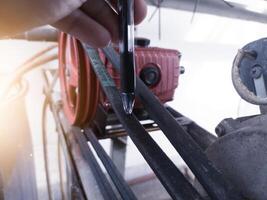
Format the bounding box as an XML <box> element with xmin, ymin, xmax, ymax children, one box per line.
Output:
<box><xmin>145</xmin><ymin>0</ymin><xmax>267</xmax><ymax>24</ymax></box>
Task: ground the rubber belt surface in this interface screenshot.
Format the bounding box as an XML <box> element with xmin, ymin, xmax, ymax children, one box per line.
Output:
<box><xmin>73</xmin><ymin>131</ymin><xmax>118</xmax><ymax>200</ymax></box>
<box><xmin>84</xmin><ymin>44</ymin><xmax>203</xmax><ymax>200</ymax></box>
<box><xmin>85</xmin><ymin>128</ymin><xmax>137</xmax><ymax>200</ymax></box>
<box><xmin>101</xmin><ymin>46</ymin><xmax>242</xmax><ymax>200</ymax></box>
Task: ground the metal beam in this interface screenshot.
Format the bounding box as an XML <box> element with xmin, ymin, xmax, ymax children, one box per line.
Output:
<box><xmin>146</xmin><ymin>0</ymin><xmax>267</xmax><ymax>23</ymax></box>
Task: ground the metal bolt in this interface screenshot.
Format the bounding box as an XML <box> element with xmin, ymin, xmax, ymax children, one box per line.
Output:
<box><xmin>180</xmin><ymin>66</ymin><xmax>185</xmax><ymax>74</ymax></box>
<box><xmin>250</xmin><ymin>65</ymin><xmax>263</xmax><ymax>79</ymax></box>
<box><xmin>215</xmin><ymin>125</ymin><xmax>225</xmax><ymax>137</ymax></box>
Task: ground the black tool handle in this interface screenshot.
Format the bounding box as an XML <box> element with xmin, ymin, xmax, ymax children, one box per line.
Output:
<box><xmin>118</xmin><ymin>0</ymin><xmax>136</xmax><ymax>93</ymax></box>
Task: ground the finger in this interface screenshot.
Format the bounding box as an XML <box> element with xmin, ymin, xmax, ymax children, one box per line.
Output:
<box><xmin>107</xmin><ymin>0</ymin><xmax>147</xmax><ymax>24</ymax></box>
<box><xmin>53</xmin><ymin>9</ymin><xmax>111</xmax><ymax>47</ymax></box>
<box><xmin>134</xmin><ymin>0</ymin><xmax>147</xmax><ymax>25</ymax></box>
<box><xmin>81</xmin><ymin>0</ymin><xmax>119</xmax><ymax>42</ymax></box>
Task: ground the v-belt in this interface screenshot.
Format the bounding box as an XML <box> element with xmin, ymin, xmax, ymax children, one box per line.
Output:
<box><xmin>99</xmin><ymin>46</ymin><xmax>243</xmax><ymax>200</ymax></box>
<box><xmin>84</xmin><ymin>128</ymin><xmax>137</xmax><ymax>200</ymax></box>
<box><xmin>52</xmin><ymin>102</ymin><xmax>118</xmax><ymax>200</ymax></box>
<box><xmin>84</xmin><ymin>44</ymin><xmax>203</xmax><ymax>200</ymax></box>
<box><xmin>73</xmin><ymin>130</ymin><xmax>118</xmax><ymax>200</ymax></box>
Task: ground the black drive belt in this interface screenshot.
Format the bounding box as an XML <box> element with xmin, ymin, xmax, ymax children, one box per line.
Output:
<box><xmin>84</xmin><ymin>44</ymin><xmax>203</xmax><ymax>200</ymax></box>
<box><xmin>101</xmin><ymin>46</ymin><xmax>242</xmax><ymax>200</ymax></box>
<box><xmin>84</xmin><ymin>128</ymin><xmax>137</xmax><ymax>200</ymax></box>
<box><xmin>73</xmin><ymin>130</ymin><xmax>118</xmax><ymax>200</ymax></box>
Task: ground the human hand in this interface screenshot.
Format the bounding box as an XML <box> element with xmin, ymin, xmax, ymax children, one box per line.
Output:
<box><xmin>0</xmin><ymin>0</ymin><xmax>147</xmax><ymax>47</ymax></box>
<box><xmin>0</xmin><ymin>0</ymin><xmax>86</xmax><ymax>38</ymax></box>
<box><xmin>53</xmin><ymin>0</ymin><xmax>147</xmax><ymax>47</ymax></box>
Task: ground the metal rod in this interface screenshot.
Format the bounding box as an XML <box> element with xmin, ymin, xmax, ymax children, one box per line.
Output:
<box><xmin>101</xmin><ymin>46</ymin><xmax>242</xmax><ymax>200</ymax></box>
<box><xmin>85</xmin><ymin>129</ymin><xmax>137</xmax><ymax>200</ymax></box>
<box><xmin>84</xmin><ymin>45</ymin><xmax>203</xmax><ymax>200</ymax></box>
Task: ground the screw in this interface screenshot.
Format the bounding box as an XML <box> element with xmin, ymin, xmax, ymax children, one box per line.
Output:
<box><xmin>215</xmin><ymin>125</ymin><xmax>225</xmax><ymax>137</ymax></box>
<box><xmin>180</xmin><ymin>66</ymin><xmax>185</xmax><ymax>74</ymax></box>
<box><xmin>250</xmin><ymin>65</ymin><xmax>263</xmax><ymax>79</ymax></box>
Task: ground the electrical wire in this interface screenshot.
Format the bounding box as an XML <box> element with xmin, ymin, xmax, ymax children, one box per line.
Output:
<box><xmin>20</xmin><ymin>45</ymin><xmax>57</xmax><ymax>66</ymax></box>
<box><xmin>221</xmin><ymin>0</ymin><xmax>234</xmax><ymax>7</ymax></box>
<box><xmin>41</xmin><ymin>69</ymin><xmax>66</xmax><ymax>200</ymax></box>
<box><xmin>0</xmin><ymin>45</ymin><xmax>58</xmax><ymax>100</ymax></box>
<box><xmin>148</xmin><ymin>0</ymin><xmax>163</xmax><ymax>40</ymax></box>
<box><xmin>0</xmin><ymin>41</ymin><xmax>87</xmax><ymax>200</ymax></box>
<box><xmin>41</xmin><ymin>98</ymin><xmax>53</xmax><ymax>200</ymax></box>
<box><xmin>57</xmin><ymin>136</ymin><xmax>67</xmax><ymax>200</ymax></box>
<box><xmin>42</xmin><ymin>97</ymin><xmax>66</xmax><ymax>200</ymax></box>
<box><xmin>190</xmin><ymin>0</ymin><xmax>199</xmax><ymax>23</ymax></box>
<box><xmin>0</xmin><ymin>44</ymin><xmax>60</xmax><ymax>200</ymax></box>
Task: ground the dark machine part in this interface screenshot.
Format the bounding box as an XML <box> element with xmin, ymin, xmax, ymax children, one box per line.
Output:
<box><xmin>215</xmin><ymin>115</ymin><xmax>259</xmax><ymax>137</ymax></box>
<box><xmin>118</xmin><ymin>0</ymin><xmax>136</xmax><ymax>114</ymax></box>
<box><xmin>203</xmin><ymin>114</ymin><xmax>267</xmax><ymax>200</ymax></box>
<box><xmin>134</xmin><ymin>38</ymin><xmax>151</xmax><ymax>47</ymax></box>
<box><xmin>92</xmin><ymin>104</ymin><xmax>216</xmax><ymax>142</ymax></box>
<box><xmin>166</xmin><ymin>106</ymin><xmax>216</xmax><ymax>150</ymax></box>
<box><xmin>140</xmin><ymin>64</ymin><xmax>161</xmax><ymax>87</ymax></box>
<box><xmin>91</xmin><ymin>106</ymin><xmax>161</xmax><ymax>139</ymax></box>
<box><xmin>232</xmin><ymin>38</ymin><xmax>267</xmax><ymax>105</ymax></box>
<box><xmin>180</xmin><ymin>66</ymin><xmax>185</xmax><ymax>74</ymax></box>
<box><xmin>193</xmin><ymin>38</ymin><xmax>267</xmax><ymax>200</ymax></box>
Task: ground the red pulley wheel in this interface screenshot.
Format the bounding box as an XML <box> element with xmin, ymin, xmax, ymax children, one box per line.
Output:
<box><xmin>59</xmin><ymin>33</ymin><xmax>100</xmax><ymax>126</ymax></box>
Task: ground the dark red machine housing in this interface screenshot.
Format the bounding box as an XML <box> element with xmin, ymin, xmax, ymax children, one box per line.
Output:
<box><xmin>59</xmin><ymin>33</ymin><xmax>181</xmax><ymax>126</ymax></box>
<box><xmin>99</xmin><ymin>47</ymin><xmax>181</xmax><ymax>109</ymax></box>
